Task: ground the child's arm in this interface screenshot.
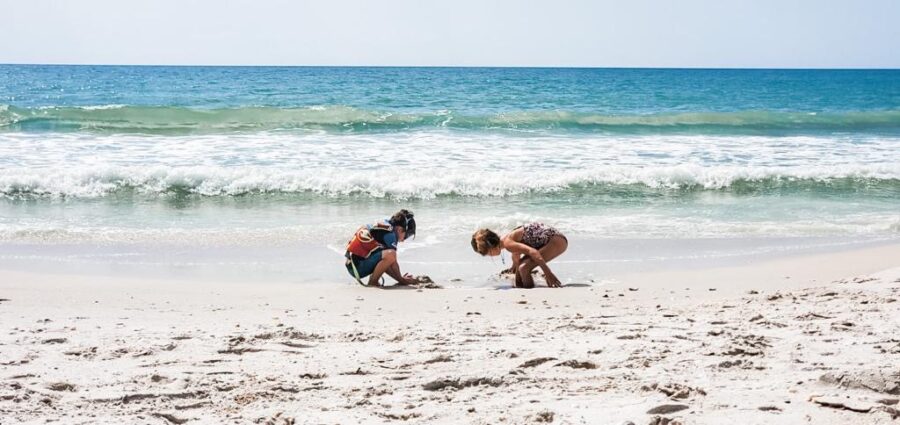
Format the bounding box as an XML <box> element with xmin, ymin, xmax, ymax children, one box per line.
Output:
<box><xmin>510</xmin><ymin>253</ymin><xmax>523</xmax><ymax>286</ymax></box>
<box><xmin>506</xmin><ymin>242</ymin><xmax>543</xmax><ymax>266</ymax></box>
<box><xmin>386</xmin><ymin>260</ymin><xmax>417</xmax><ymax>285</ymax></box>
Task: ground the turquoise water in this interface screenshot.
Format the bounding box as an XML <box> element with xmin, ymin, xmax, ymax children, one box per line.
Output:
<box><xmin>0</xmin><ymin>66</ymin><xmax>898</xmax><ymax>283</ymax></box>
<box><xmin>4</xmin><ymin>66</ymin><xmax>899</xmax><ymax>113</ymax></box>
<box><xmin>4</xmin><ymin>66</ymin><xmax>900</xmax><ymax>134</ymax></box>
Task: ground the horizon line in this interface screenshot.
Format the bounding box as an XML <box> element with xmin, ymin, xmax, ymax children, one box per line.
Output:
<box><xmin>1</xmin><ymin>62</ymin><xmax>899</xmax><ymax>71</ymax></box>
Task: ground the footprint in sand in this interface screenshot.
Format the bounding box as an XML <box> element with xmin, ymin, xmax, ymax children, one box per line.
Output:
<box><xmin>642</xmin><ymin>383</ymin><xmax>706</xmax><ymax>400</ymax></box>
<box><xmin>46</xmin><ymin>382</ymin><xmax>76</xmax><ymax>392</ymax></box>
<box><xmin>554</xmin><ymin>360</ymin><xmax>597</xmax><ymax>369</ymax></box>
<box><xmin>646</xmin><ymin>404</ymin><xmax>689</xmax><ymax>414</ymax></box>
<box><xmin>517</xmin><ymin>357</ymin><xmax>556</xmax><ymax>368</ymax></box>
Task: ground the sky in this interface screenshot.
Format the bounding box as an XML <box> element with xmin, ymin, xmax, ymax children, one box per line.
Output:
<box><xmin>2</xmin><ymin>0</ymin><xmax>899</xmax><ymax>68</ymax></box>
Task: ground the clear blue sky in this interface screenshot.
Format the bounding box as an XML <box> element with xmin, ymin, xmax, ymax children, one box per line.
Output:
<box><xmin>3</xmin><ymin>0</ymin><xmax>899</xmax><ymax>68</ymax></box>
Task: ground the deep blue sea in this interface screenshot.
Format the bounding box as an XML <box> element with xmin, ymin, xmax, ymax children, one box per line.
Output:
<box><xmin>0</xmin><ymin>66</ymin><xmax>898</xmax><ymax>283</ymax></box>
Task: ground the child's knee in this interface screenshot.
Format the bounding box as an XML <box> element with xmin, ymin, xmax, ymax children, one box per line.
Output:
<box><xmin>380</xmin><ymin>250</ymin><xmax>397</xmax><ymax>264</ymax></box>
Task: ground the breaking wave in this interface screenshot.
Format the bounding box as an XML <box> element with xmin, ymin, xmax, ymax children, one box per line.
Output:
<box><xmin>1</xmin><ymin>165</ymin><xmax>897</xmax><ymax>199</ymax></box>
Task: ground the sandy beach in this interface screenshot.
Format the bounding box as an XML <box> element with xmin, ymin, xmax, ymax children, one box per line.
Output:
<box><xmin>1</xmin><ymin>243</ymin><xmax>898</xmax><ymax>424</ymax></box>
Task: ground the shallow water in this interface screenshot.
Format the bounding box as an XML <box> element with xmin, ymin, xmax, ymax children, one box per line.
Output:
<box><xmin>1</xmin><ymin>66</ymin><xmax>898</xmax><ymax>283</ymax></box>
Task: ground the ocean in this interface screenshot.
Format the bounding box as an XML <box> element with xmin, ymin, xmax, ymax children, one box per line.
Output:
<box><xmin>1</xmin><ymin>65</ymin><xmax>898</xmax><ymax>284</ymax></box>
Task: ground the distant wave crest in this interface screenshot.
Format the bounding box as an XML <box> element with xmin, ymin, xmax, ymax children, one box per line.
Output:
<box><xmin>3</xmin><ymin>104</ymin><xmax>900</xmax><ymax>133</ymax></box>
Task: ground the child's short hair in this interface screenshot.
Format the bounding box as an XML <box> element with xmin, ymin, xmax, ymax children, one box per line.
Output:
<box><xmin>390</xmin><ymin>209</ymin><xmax>415</xmax><ymax>238</ymax></box>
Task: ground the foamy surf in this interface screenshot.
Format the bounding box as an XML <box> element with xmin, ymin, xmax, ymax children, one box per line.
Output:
<box><xmin>1</xmin><ymin>129</ymin><xmax>898</xmax><ymax>199</ymax></box>
<box><xmin>0</xmin><ymin>164</ymin><xmax>897</xmax><ymax>199</ymax></box>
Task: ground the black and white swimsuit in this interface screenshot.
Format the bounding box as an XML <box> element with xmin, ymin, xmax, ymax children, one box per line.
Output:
<box><xmin>519</xmin><ymin>222</ymin><xmax>565</xmax><ymax>249</ymax></box>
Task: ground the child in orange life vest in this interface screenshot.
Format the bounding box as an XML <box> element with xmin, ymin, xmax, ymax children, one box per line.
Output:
<box><xmin>345</xmin><ymin>210</ymin><xmax>418</xmax><ymax>287</ymax></box>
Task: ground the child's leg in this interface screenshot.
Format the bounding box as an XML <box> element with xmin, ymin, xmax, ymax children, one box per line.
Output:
<box><xmin>367</xmin><ymin>250</ymin><xmax>397</xmax><ymax>286</ymax></box>
<box><xmin>384</xmin><ymin>259</ymin><xmax>411</xmax><ymax>285</ymax></box>
<box><xmin>517</xmin><ymin>236</ymin><xmax>569</xmax><ymax>287</ymax></box>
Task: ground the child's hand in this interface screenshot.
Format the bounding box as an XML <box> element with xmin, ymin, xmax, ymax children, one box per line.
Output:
<box><xmin>545</xmin><ymin>272</ymin><xmax>562</xmax><ymax>288</ymax></box>
<box><xmin>399</xmin><ymin>273</ymin><xmax>417</xmax><ymax>285</ymax></box>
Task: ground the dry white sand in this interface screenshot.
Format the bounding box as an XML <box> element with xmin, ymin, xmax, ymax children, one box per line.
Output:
<box><xmin>1</xmin><ymin>243</ymin><xmax>899</xmax><ymax>424</ymax></box>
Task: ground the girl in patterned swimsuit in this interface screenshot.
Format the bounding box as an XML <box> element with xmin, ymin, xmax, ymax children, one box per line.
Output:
<box><xmin>471</xmin><ymin>222</ymin><xmax>568</xmax><ymax>288</ymax></box>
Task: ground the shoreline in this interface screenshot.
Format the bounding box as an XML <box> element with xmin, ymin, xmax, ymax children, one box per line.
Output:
<box><xmin>1</xmin><ymin>244</ymin><xmax>899</xmax><ymax>423</ymax></box>
<box><xmin>1</xmin><ymin>235</ymin><xmax>897</xmax><ymax>287</ymax></box>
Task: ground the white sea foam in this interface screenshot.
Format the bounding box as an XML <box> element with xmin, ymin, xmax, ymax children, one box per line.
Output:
<box><xmin>1</xmin><ymin>161</ymin><xmax>898</xmax><ymax>199</ymax></box>
<box><xmin>0</xmin><ymin>131</ymin><xmax>896</xmax><ymax>246</ymax></box>
<box><xmin>0</xmin><ymin>130</ymin><xmax>898</xmax><ymax>198</ymax></box>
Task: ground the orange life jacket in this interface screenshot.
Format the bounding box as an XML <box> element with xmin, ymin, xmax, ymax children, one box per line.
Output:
<box><xmin>346</xmin><ymin>222</ymin><xmax>393</xmax><ymax>259</ymax></box>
